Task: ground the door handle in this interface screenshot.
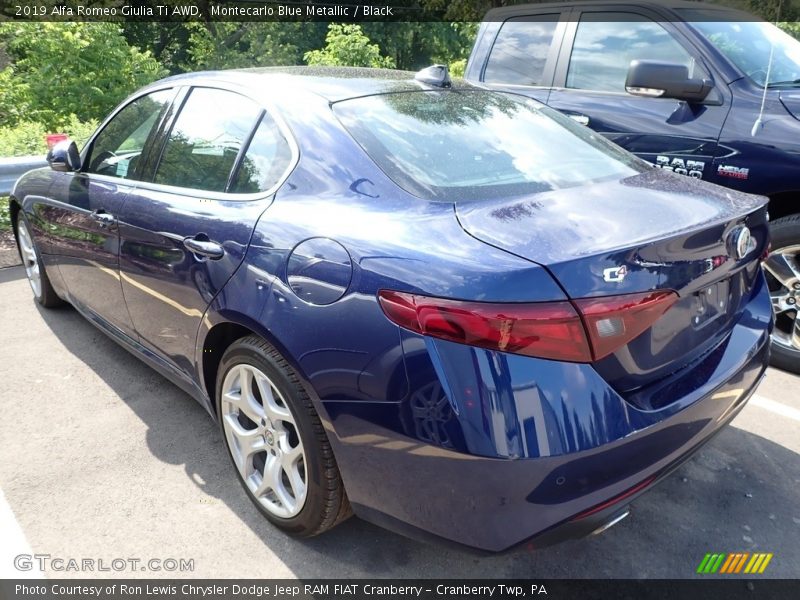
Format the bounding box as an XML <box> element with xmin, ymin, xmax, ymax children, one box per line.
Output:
<box><xmin>90</xmin><ymin>209</ymin><xmax>115</xmax><ymax>228</ymax></box>
<box><xmin>568</xmin><ymin>114</ymin><xmax>590</xmax><ymax>126</ymax></box>
<box><xmin>183</xmin><ymin>236</ymin><xmax>225</xmax><ymax>260</ymax></box>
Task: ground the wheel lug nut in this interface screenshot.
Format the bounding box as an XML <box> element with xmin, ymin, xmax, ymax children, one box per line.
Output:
<box><xmin>788</xmin><ymin>297</ymin><xmax>796</xmax><ymax>305</ymax></box>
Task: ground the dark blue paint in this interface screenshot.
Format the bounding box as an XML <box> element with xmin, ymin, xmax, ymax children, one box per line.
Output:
<box><xmin>11</xmin><ymin>67</ymin><xmax>773</xmax><ymax>552</ymax></box>
<box><xmin>287</xmin><ymin>238</ymin><xmax>353</xmax><ymax>305</ymax></box>
<box><xmin>116</xmin><ymin>185</ymin><xmax>266</xmax><ymax>382</ymax></box>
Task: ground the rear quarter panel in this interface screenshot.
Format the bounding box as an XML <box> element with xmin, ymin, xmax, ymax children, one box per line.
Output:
<box><xmin>200</xmin><ymin>90</ymin><xmax>568</xmax><ymax>408</ymax></box>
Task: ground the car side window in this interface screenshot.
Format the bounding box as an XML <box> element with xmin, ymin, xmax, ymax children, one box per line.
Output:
<box><xmin>484</xmin><ymin>15</ymin><xmax>560</xmax><ymax>85</ymax></box>
<box><xmin>229</xmin><ymin>113</ymin><xmax>293</xmax><ymax>194</ymax></box>
<box><xmin>154</xmin><ymin>88</ymin><xmax>261</xmax><ymax>193</ymax></box>
<box><xmin>567</xmin><ymin>13</ymin><xmax>695</xmax><ymax>92</ymax></box>
<box><xmin>86</xmin><ymin>89</ymin><xmax>174</xmax><ymax>179</ymax></box>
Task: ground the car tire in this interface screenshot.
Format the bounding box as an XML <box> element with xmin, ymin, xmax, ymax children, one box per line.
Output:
<box><xmin>15</xmin><ymin>212</ymin><xmax>64</xmax><ymax>308</ymax></box>
<box><xmin>764</xmin><ymin>214</ymin><xmax>800</xmax><ymax>374</ymax></box>
<box><xmin>216</xmin><ymin>335</ymin><xmax>352</xmax><ymax>536</ymax></box>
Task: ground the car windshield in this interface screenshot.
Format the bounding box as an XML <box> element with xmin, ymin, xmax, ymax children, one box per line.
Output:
<box><xmin>683</xmin><ymin>11</ymin><xmax>800</xmax><ymax>87</ymax></box>
<box><xmin>333</xmin><ymin>90</ymin><xmax>644</xmax><ymax>202</ymax></box>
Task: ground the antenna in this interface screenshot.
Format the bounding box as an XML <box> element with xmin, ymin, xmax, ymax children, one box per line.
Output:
<box><xmin>414</xmin><ymin>65</ymin><xmax>452</xmax><ymax>88</ymax></box>
<box><xmin>752</xmin><ymin>0</ymin><xmax>783</xmax><ymax>137</ymax></box>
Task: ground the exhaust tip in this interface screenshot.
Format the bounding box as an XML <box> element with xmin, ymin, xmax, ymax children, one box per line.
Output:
<box><xmin>591</xmin><ymin>509</ymin><xmax>631</xmax><ymax>536</ymax></box>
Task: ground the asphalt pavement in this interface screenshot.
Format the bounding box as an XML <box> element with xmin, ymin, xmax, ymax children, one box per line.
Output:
<box><xmin>0</xmin><ymin>264</ymin><xmax>798</xmax><ymax>579</ymax></box>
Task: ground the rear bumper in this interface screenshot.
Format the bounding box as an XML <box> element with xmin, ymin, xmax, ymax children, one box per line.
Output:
<box><xmin>527</xmin><ymin>358</ymin><xmax>765</xmax><ymax>550</ymax></box>
<box><xmin>321</xmin><ymin>275</ymin><xmax>772</xmax><ymax>552</ymax></box>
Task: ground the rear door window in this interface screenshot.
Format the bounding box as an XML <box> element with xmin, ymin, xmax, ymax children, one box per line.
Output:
<box><xmin>484</xmin><ymin>15</ymin><xmax>560</xmax><ymax>85</ymax></box>
<box><xmin>154</xmin><ymin>88</ymin><xmax>262</xmax><ymax>193</ymax></box>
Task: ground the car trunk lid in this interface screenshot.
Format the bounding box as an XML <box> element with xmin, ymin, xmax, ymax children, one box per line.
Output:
<box><xmin>456</xmin><ymin>170</ymin><xmax>769</xmax><ymax>393</ymax></box>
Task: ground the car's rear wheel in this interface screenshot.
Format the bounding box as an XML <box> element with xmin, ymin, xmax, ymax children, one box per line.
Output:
<box><xmin>763</xmin><ymin>215</ymin><xmax>800</xmax><ymax>374</ymax></box>
<box><xmin>16</xmin><ymin>214</ymin><xmax>63</xmax><ymax>308</ymax></box>
<box><xmin>216</xmin><ymin>335</ymin><xmax>351</xmax><ymax>536</ymax></box>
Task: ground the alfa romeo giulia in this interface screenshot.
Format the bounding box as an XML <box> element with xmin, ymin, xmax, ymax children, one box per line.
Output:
<box><xmin>9</xmin><ymin>66</ymin><xmax>772</xmax><ymax>551</ymax></box>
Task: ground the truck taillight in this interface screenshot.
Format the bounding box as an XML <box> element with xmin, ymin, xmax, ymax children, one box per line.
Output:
<box><xmin>378</xmin><ymin>290</ymin><xmax>677</xmax><ymax>363</ymax></box>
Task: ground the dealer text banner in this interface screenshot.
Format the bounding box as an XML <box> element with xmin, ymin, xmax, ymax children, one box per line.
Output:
<box><xmin>2</xmin><ymin>580</ymin><xmax>799</xmax><ymax>600</ymax></box>
<box><xmin>0</xmin><ymin>0</ymin><xmax>786</xmax><ymax>22</ymax></box>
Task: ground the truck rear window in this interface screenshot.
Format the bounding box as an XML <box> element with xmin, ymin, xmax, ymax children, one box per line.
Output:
<box><xmin>333</xmin><ymin>90</ymin><xmax>645</xmax><ymax>202</ymax></box>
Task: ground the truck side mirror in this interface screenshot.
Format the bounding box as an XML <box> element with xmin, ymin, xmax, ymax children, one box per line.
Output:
<box><xmin>625</xmin><ymin>60</ymin><xmax>713</xmax><ymax>103</ymax></box>
<box><xmin>46</xmin><ymin>140</ymin><xmax>82</xmax><ymax>172</ymax></box>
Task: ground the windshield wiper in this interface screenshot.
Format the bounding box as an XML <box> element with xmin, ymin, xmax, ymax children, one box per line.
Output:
<box><xmin>767</xmin><ymin>78</ymin><xmax>800</xmax><ymax>88</ymax></box>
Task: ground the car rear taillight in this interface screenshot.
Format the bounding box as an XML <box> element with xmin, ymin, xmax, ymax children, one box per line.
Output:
<box><xmin>377</xmin><ymin>290</ymin><xmax>592</xmax><ymax>362</ymax></box>
<box><xmin>377</xmin><ymin>289</ymin><xmax>678</xmax><ymax>363</ymax></box>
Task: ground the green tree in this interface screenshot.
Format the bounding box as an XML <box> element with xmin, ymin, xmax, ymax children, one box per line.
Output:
<box><xmin>304</xmin><ymin>24</ymin><xmax>396</xmax><ymax>68</ymax></box>
<box><xmin>778</xmin><ymin>22</ymin><xmax>800</xmax><ymax>39</ymax></box>
<box><xmin>0</xmin><ymin>22</ymin><xmax>166</xmax><ymax>129</ymax></box>
<box><xmin>360</xmin><ymin>22</ymin><xmax>477</xmax><ymax>71</ymax></box>
<box><xmin>121</xmin><ymin>22</ymin><xmax>194</xmax><ymax>75</ymax></box>
<box><xmin>0</xmin><ymin>116</ymin><xmax>98</xmax><ymax>156</ymax></box>
<box><xmin>420</xmin><ymin>0</ymin><xmax>504</xmax><ymax>22</ymax></box>
<box><xmin>184</xmin><ymin>22</ymin><xmax>327</xmax><ymax>71</ymax></box>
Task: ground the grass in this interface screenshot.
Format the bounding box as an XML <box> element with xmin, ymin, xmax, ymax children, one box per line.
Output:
<box><xmin>0</xmin><ymin>198</ymin><xmax>11</xmax><ymax>232</ymax></box>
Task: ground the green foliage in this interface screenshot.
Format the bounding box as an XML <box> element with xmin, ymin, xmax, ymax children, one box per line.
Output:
<box><xmin>67</xmin><ymin>119</ymin><xmax>100</xmax><ymax>148</ymax></box>
<box><xmin>747</xmin><ymin>0</ymin><xmax>800</xmax><ymax>22</ymax></box>
<box><xmin>0</xmin><ymin>22</ymin><xmax>166</xmax><ymax>129</ymax></box>
<box><xmin>305</xmin><ymin>24</ymin><xmax>396</xmax><ymax>68</ymax></box>
<box><xmin>0</xmin><ymin>68</ymin><xmax>32</xmax><ymax>127</ymax></box>
<box><xmin>421</xmin><ymin>0</ymin><xmax>502</xmax><ymax>22</ymax></box>
<box><xmin>358</xmin><ymin>22</ymin><xmax>477</xmax><ymax>71</ymax></box>
<box><xmin>449</xmin><ymin>58</ymin><xmax>468</xmax><ymax>78</ymax></box>
<box><xmin>0</xmin><ymin>116</ymin><xmax>98</xmax><ymax>157</ymax></box>
<box><xmin>121</xmin><ymin>22</ymin><xmax>194</xmax><ymax>75</ymax></box>
<box><xmin>118</xmin><ymin>20</ymin><xmax>476</xmax><ymax>74</ymax></box>
<box><xmin>185</xmin><ymin>22</ymin><xmax>328</xmax><ymax>71</ymax></box>
<box><xmin>0</xmin><ymin>199</ymin><xmax>10</xmax><ymax>232</ymax></box>
<box><xmin>0</xmin><ymin>7</ymin><xmax>487</xmax><ymax>163</ymax></box>
<box><xmin>0</xmin><ymin>121</ymin><xmax>47</xmax><ymax>156</ymax></box>
<box><xmin>778</xmin><ymin>22</ymin><xmax>800</xmax><ymax>39</ymax></box>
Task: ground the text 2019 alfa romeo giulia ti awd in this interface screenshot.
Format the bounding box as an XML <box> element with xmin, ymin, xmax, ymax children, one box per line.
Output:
<box><xmin>10</xmin><ymin>66</ymin><xmax>772</xmax><ymax>552</ymax></box>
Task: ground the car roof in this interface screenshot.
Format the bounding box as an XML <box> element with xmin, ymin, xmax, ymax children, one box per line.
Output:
<box><xmin>155</xmin><ymin>66</ymin><xmax>480</xmax><ymax>103</ymax></box>
<box><xmin>484</xmin><ymin>0</ymin><xmax>746</xmax><ymax>19</ymax></box>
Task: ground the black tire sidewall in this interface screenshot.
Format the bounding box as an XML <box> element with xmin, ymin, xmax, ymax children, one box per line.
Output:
<box><xmin>215</xmin><ymin>338</ymin><xmax>334</xmax><ymax>535</ymax></box>
<box><xmin>767</xmin><ymin>216</ymin><xmax>800</xmax><ymax>374</ymax></box>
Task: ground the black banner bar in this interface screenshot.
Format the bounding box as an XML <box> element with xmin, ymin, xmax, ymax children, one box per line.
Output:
<box><xmin>0</xmin><ymin>0</ymin><xmax>789</xmax><ymax>23</ymax></box>
<box><xmin>2</xmin><ymin>579</ymin><xmax>800</xmax><ymax>600</ymax></box>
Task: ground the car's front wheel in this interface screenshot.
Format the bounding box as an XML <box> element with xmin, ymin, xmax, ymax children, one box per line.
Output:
<box><xmin>764</xmin><ymin>215</ymin><xmax>800</xmax><ymax>374</ymax></box>
<box><xmin>216</xmin><ymin>335</ymin><xmax>351</xmax><ymax>536</ymax></box>
<box><xmin>15</xmin><ymin>213</ymin><xmax>63</xmax><ymax>308</ymax></box>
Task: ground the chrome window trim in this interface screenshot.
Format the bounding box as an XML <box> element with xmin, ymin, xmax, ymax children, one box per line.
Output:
<box><xmin>79</xmin><ymin>78</ymin><xmax>300</xmax><ymax>203</ymax></box>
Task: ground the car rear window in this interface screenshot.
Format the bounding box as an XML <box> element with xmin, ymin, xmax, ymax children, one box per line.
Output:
<box><xmin>333</xmin><ymin>91</ymin><xmax>645</xmax><ymax>202</ymax></box>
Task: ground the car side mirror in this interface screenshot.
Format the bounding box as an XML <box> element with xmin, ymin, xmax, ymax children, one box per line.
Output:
<box><xmin>46</xmin><ymin>140</ymin><xmax>82</xmax><ymax>172</ymax></box>
<box><xmin>625</xmin><ymin>60</ymin><xmax>713</xmax><ymax>103</ymax></box>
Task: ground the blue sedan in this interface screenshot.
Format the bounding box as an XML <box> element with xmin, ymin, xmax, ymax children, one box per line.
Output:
<box><xmin>9</xmin><ymin>66</ymin><xmax>772</xmax><ymax>551</ymax></box>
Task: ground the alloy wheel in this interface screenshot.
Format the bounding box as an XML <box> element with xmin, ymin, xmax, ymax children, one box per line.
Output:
<box><xmin>17</xmin><ymin>219</ymin><xmax>42</xmax><ymax>299</ymax></box>
<box><xmin>763</xmin><ymin>244</ymin><xmax>800</xmax><ymax>353</ymax></box>
<box><xmin>220</xmin><ymin>364</ymin><xmax>307</xmax><ymax>518</ymax></box>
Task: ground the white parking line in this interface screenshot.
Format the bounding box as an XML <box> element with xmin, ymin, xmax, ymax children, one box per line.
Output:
<box><xmin>750</xmin><ymin>394</ymin><xmax>800</xmax><ymax>422</ymax></box>
<box><xmin>0</xmin><ymin>488</ymin><xmax>42</xmax><ymax>578</ymax></box>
